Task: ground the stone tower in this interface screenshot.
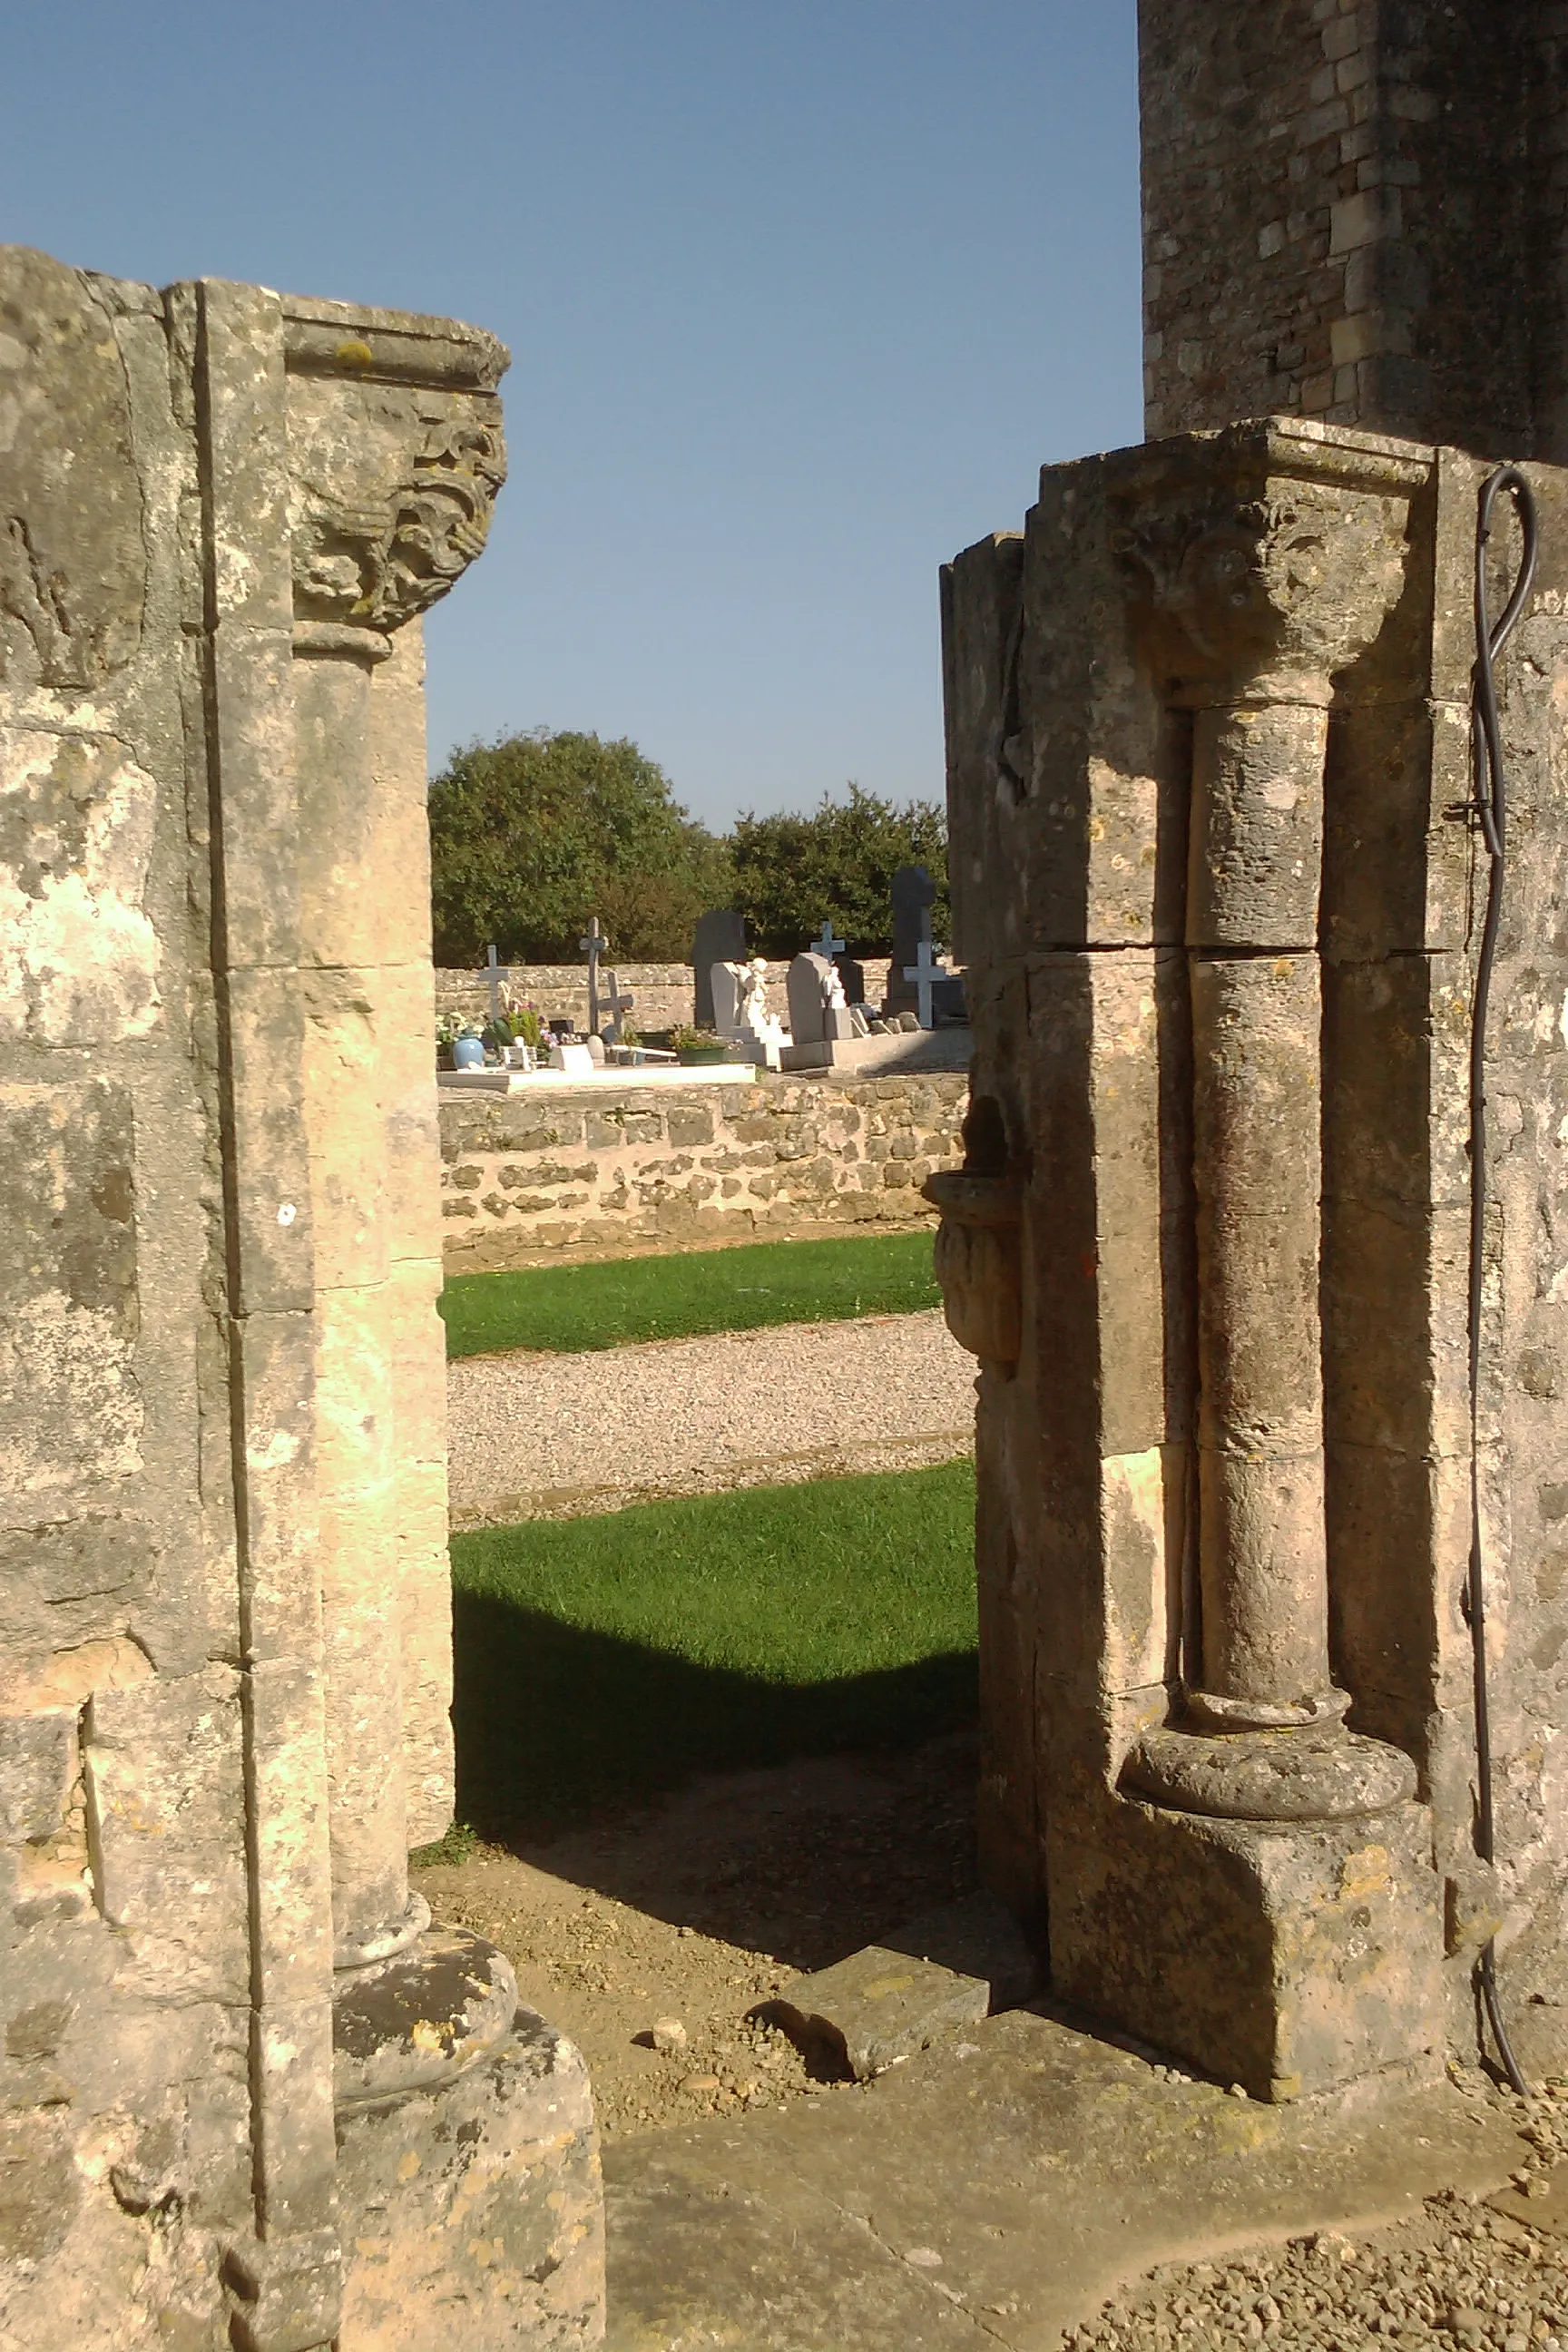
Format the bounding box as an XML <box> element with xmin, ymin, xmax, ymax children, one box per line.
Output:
<box><xmin>934</xmin><ymin>5</ymin><xmax>1568</xmax><ymax>2099</ymax></box>
<box><xmin>1139</xmin><ymin>0</ymin><xmax>1568</xmax><ymax>460</ymax></box>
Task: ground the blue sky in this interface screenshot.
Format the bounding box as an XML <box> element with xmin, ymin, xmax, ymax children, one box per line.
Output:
<box><xmin>2</xmin><ymin>3</ymin><xmax>1141</xmax><ymax>828</ymax></box>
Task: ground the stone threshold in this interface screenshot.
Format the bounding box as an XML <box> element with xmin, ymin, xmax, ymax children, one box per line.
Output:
<box><xmin>602</xmin><ymin>2009</ymin><xmax>1526</xmax><ymax>2350</ymax></box>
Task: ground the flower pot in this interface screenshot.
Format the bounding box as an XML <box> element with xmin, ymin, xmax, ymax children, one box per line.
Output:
<box><xmin>676</xmin><ymin>1045</ymin><xmax>730</xmax><ymax>1065</ymax></box>
<box><xmin>452</xmin><ymin>1034</ymin><xmax>486</xmax><ymax>1069</ymax></box>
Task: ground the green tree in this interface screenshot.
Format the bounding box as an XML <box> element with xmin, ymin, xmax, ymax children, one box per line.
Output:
<box><xmin>729</xmin><ymin>783</ymin><xmax>948</xmax><ymax>956</ymax></box>
<box><xmin>428</xmin><ymin>729</ymin><xmax>730</xmax><ymax>965</ymax></box>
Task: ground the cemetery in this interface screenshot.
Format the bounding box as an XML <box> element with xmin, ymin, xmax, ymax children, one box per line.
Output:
<box><xmin>12</xmin><ymin>2</ymin><xmax>1568</xmax><ymax>2347</ymax></box>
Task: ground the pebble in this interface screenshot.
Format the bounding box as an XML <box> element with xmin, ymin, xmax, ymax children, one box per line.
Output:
<box><xmin>651</xmin><ymin>2017</ymin><xmax>687</xmax><ymax>2054</ymax></box>
<box><xmin>681</xmin><ymin>2073</ymin><xmax>721</xmax><ymax>2094</ymax></box>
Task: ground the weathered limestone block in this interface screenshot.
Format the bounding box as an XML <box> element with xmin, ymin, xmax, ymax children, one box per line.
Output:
<box><xmin>0</xmin><ymin>244</ymin><xmax>603</xmax><ymax>2352</ymax></box>
<box><xmin>334</xmin><ymin>1949</ymin><xmax>603</xmax><ymax>2349</ymax></box>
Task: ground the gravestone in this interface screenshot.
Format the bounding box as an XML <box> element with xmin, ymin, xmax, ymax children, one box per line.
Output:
<box><xmin>902</xmin><ymin>936</ymin><xmax>951</xmax><ymax>1029</ymax></box>
<box><xmin>710</xmin><ymin>961</ymin><xmax>743</xmax><ymax>1035</ymax></box>
<box><xmin>0</xmin><ymin>244</ymin><xmax>603</xmax><ymax>2350</ymax></box>
<box><xmin>579</xmin><ymin>914</ymin><xmax>606</xmax><ymax>1034</ymax></box>
<box><xmin>602</xmin><ymin>967</ymin><xmax>634</xmax><ymax>1042</ymax></box>
<box><xmin>884</xmin><ymin>863</ymin><xmax>936</xmax><ymax>1017</ymax></box>
<box><xmin>838</xmin><ymin>954</ymin><xmax>867</xmax><ymax>1006</ymax></box>
<box><xmin>691</xmin><ymin>907</ymin><xmax>746</xmax><ymax>1027</ymax></box>
<box><xmin>931</xmin><ymin>972</ymin><xmax>967</xmax><ymax>1023</ymax></box>
<box><xmin>786</xmin><ymin>950</ymin><xmax>854</xmax><ymax>1047</ymax></box>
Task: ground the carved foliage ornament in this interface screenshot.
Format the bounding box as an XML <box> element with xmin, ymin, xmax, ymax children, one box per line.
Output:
<box><xmin>293</xmin><ymin>407</ymin><xmax>507</xmax><ymax>636</ymax></box>
<box><xmin>1112</xmin><ymin>481</ymin><xmax>1411</xmax><ymax>689</ymax></box>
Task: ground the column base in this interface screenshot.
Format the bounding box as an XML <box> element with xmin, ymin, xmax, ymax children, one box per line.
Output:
<box><xmin>1122</xmin><ymin>1720</ymin><xmax>1416</xmax><ymax>1821</ymax></box>
<box><xmin>1047</xmin><ymin>1791</ymin><xmax>1444</xmax><ymax>2101</ymax></box>
<box><xmin>331</xmin><ymin>1927</ymin><xmax>605</xmax><ymax>2348</ymax></box>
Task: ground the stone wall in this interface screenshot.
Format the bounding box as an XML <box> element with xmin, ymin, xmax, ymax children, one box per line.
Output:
<box><xmin>1139</xmin><ymin>0</ymin><xmax>1568</xmax><ymax>460</ymax></box>
<box><xmin>440</xmin><ymin>1072</ymin><xmax>966</xmax><ymax>1267</ymax></box>
<box><xmin>436</xmin><ymin>959</ymin><xmax>894</xmax><ymax>1033</ymax></box>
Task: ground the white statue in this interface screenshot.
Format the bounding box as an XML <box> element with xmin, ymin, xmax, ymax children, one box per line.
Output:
<box><xmin>737</xmin><ymin>956</ymin><xmax>773</xmax><ymax>1030</ymax></box>
<box><xmin>715</xmin><ymin>956</ymin><xmax>785</xmax><ymax>1066</ymax></box>
<box><xmin>821</xmin><ymin>962</ymin><xmax>848</xmax><ymax>1012</ymax></box>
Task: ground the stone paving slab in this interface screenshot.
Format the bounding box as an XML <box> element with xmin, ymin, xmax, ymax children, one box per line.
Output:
<box><xmin>603</xmin><ymin>2007</ymin><xmax>1526</xmax><ymax>2351</ymax></box>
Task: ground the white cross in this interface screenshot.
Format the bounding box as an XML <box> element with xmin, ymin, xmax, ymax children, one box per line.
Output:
<box><xmin>578</xmin><ymin>916</ymin><xmax>606</xmax><ymax>1033</ymax></box>
<box><xmin>814</xmin><ymin>920</ymin><xmax>846</xmax><ymax>962</ymax></box>
<box><xmin>601</xmin><ymin>968</ymin><xmax>634</xmax><ymax>1039</ymax></box>
<box><xmin>903</xmin><ymin>936</ymin><xmax>950</xmax><ymax>1030</ymax></box>
<box><xmin>486</xmin><ymin>943</ymin><xmax>502</xmax><ymax>1024</ymax></box>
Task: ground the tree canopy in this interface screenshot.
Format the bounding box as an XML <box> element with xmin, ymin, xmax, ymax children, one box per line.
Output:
<box><xmin>427</xmin><ymin>734</ymin><xmax>948</xmax><ymax>965</ymax></box>
<box><xmin>729</xmin><ymin>783</ymin><xmax>948</xmax><ymax>956</ymax></box>
<box><xmin>427</xmin><ymin>729</ymin><xmax>730</xmax><ymax>965</ymax></box>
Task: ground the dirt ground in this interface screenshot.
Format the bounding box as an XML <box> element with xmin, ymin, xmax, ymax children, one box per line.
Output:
<box><xmin>411</xmin><ymin>1729</ymin><xmax>979</xmax><ymax>2141</ymax></box>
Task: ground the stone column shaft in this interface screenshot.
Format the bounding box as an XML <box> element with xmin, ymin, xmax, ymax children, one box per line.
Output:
<box><xmin>292</xmin><ymin>638</ymin><xmax>416</xmax><ymax>1967</ymax></box>
<box><xmin>1186</xmin><ymin>694</ymin><xmax>1340</xmax><ymax>1727</ymax></box>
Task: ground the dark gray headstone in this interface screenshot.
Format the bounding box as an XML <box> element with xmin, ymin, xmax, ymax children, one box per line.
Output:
<box><xmin>931</xmin><ymin>974</ymin><xmax>967</xmax><ymax>1024</ymax></box>
<box><xmin>885</xmin><ymin>865</ymin><xmax>936</xmax><ymax>1015</ymax></box>
<box><xmin>691</xmin><ymin>910</ymin><xmax>747</xmax><ymax>1027</ymax></box>
<box><xmin>838</xmin><ymin>955</ymin><xmax>866</xmax><ymax>1006</ymax></box>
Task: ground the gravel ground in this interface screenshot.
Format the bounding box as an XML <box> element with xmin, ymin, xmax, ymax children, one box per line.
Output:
<box><xmin>411</xmin><ymin>1732</ymin><xmax>980</xmax><ymax>2141</ymax></box>
<box><xmin>446</xmin><ymin>1305</ymin><xmax>976</xmax><ymax>1525</ymax></box>
<box><xmin>1068</xmin><ymin>2072</ymin><xmax>1568</xmax><ymax>2350</ymax></box>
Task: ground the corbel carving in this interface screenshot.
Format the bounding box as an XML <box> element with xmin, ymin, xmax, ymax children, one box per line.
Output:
<box><xmin>291</xmin><ymin>409</ymin><xmax>506</xmax><ymax>639</ymax></box>
<box><xmin>924</xmin><ymin>1095</ymin><xmax>1023</xmax><ymax>1374</ymax></box>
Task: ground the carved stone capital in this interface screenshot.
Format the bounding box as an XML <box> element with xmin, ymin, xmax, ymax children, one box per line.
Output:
<box><xmin>282</xmin><ymin>296</ymin><xmax>508</xmax><ymax>648</ymax></box>
<box><xmin>1110</xmin><ymin>420</ymin><xmax>1427</xmax><ymax>700</ymax></box>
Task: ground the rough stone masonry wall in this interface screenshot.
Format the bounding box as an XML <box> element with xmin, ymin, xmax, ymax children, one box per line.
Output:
<box><xmin>1138</xmin><ymin>0</ymin><xmax>1568</xmax><ymax>460</ymax></box>
<box><xmin>440</xmin><ymin>1073</ymin><xmax>966</xmax><ymax>1268</ymax></box>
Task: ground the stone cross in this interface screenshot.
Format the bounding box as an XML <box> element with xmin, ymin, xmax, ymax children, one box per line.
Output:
<box><xmin>579</xmin><ymin>916</ymin><xmax>605</xmax><ymax>1034</ymax></box>
<box><xmin>903</xmin><ymin>936</ymin><xmax>949</xmax><ymax>1029</ymax></box>
<box><xmin>601</xmin><ymin>968</ymin><xmax>634</xmax><ymax>1041</ymax></box>
<box><xmin>486</xmin><ymin>941</ymin><xmax>502</xmax><ymax>1024</ymax></box>
<box><xmin>813</xmin><ymin>919</ymin><xmax>846</xmax><ymax>963</ymax></box>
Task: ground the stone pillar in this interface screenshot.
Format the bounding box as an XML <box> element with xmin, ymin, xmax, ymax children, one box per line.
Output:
<box><xmin>0</xmin><ymin>245</ymin><xmax>603</xmax><ymax>2352</ymax></box>
<box><xmin>935</xmin><ymin>420</ymin><xmax>1477</xmax><ymax>2099</ymax></box>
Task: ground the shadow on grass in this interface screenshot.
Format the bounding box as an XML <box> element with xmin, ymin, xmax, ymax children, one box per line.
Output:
<box><xmin>452</xmin><ymin>1585</ymin><xmax>979</xmax><ymax>1848</ymax></box>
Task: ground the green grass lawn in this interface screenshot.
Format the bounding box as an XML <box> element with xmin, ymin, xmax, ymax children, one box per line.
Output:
<box><xmin>439</xmin><ymin>1230</ymin><xmax>940</xmax><ymax>1359</ymax></box>
<box><xmin>446</xmin><ymin>1458</ymin><xmax>977</xmax><ymax>1838</ymax></box>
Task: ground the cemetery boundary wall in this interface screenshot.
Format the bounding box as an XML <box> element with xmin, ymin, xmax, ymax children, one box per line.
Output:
<box><xmin>436</xmin><ymin>959</ymin><xmax>894</xmax><ymax>1033</ymax></box>
<box><xmin>440</xmin><ymin>1069</ymin><xmax>966</xmax><ymax>1267</ymax></box>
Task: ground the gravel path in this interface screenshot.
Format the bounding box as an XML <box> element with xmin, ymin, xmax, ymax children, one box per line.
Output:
<box><xmin>446</xmin><ymin>1306</ymin><xmax>975</xmax><ymax>1526</ymax></box>
<box><xmin>1071</xmin><ymin>2167</ymin><xmax>1567</xmax><ymax>2349</ymax></box>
